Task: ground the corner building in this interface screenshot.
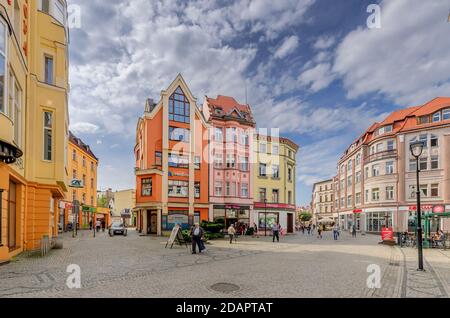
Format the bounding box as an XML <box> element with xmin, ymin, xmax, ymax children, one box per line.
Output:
<box><xmin>1</xmin><ymin>0</ymin><xmax>69</xmax><ymax>263</ymax></box>
<box><xmin>134</xmin><ymin>75</ymin><xmax>209</xmax><ymax>236</ymax></box>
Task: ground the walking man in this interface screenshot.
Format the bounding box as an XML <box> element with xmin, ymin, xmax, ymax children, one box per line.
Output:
<box><xmin>252</xmin><ymin>223</ymin><xmax>259</xmax><ymax>238</ymax></box>
<box><xmin>317</xmin><ymin>224</ymin><xmax>323</xmax><ymax>239</ymax></box>
<box><xmin>95</xmin><ymin>220</ymin><xmax>101</xmax><ymax>232</ymax></box>
<box><xmin>228</xmin><ymin>224</ymin><xmax>236</xmax><ymax>244</ymax></box>
<box><xmin>352</xmin><ymin>224</ymin><xmax>357</xmax><ymax>238</ymax></box>
<box><xmin>190</xmin><ymin>223</ymin><xmax>205</xmax><ymax>254</ymax></box>
<box><xmin>272</xmin><ymin>222</ymin><xmax>281</xmax><ymax>242</ymax></box>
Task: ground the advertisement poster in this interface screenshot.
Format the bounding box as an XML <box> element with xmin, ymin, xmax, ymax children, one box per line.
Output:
<box><xmin>381</xmin><ymin>227</ymin><xmax>394</xmax><ymax>241</ymax></box>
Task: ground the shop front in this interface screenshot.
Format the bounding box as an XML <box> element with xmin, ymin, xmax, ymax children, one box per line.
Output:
<box><xmin>253</xmin><ymin>203</ymin><xmax>296</xmax><ymax>234</ymax></box>
<box><xmin>364</xmin><ymin>208</ymin><xmax>394</xmax><ymax>233</ymax></box>
<box><xmin>212</xmin><ymin>205</ymin><xmax>251</xmax><ymax>229</ymax></box>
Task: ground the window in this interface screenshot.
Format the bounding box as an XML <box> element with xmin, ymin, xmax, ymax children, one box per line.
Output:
<box><xmin>409</xmin><ymin>159</ymin><xmax>417</xmax><ymax>172</ymax></box>
<box><xmin>431</xmin><ymin>135</ymin><xmax>438</xmax><ymax>147</ymax></box>
<box><xmin>419</xmin><ymin>157</ymin><xmax>427</xmax><ymax>171</ymax></box>
<box><xmin>241</xmin><ymin>183</ymin><xmax>248</xmax><ymax>198</ymax></box>
<box><xmin>340</xmin><ymin>179</ymin><xmax>344</xmax><ymax>190</ymax></box>
<box><xmin>72</xmin><ymin>149</ymin><xmax>76</xmax><ymax>161</ymax></box>
<box><xmin>195</xmin><ymin>183</ymin><xmax>200</xmax><ymax>198</ymax></box>
<box><xmin>365</xmin><ymin>167</ymin><xmax>369</xmax><ymax>179</ymax></box>
<box><xmin>372</xmin><ymin>188</ymin><xmax>380</xmax><ymax>201</ymax></box>
<box><xmin>355</xmin><ymin>171</ymin><xmax>361</xmax><ymax>184</ymax></box>
<box><xmin>288</xmin><ymin>150</ymin><xmax>292</xmax><ymax>158</ymax></box>
<box><xmin>54</xmin><ymin>0</ymin><xmax>66</xmax><ymax>25</ymax></box>
<box><xmin>72</xmin><ymin>190</ymin><xmax>77</xmax><ymax>201</ymax></box>
<box><xmin>226</xmin><ymin>154</ymin><xmax>236</xmax><ymax>168</ymax></box>
<box><xmin>347</xmin><ymin>195</ymin><xmax>352</xmax><ymax>207</ymax></box>
<box><xmin>443</xmin><ymin>109</ymin><xmax>450</xmax><ymax>120</ymax></box>
<box><xmin>9</xmin><ymin>74</ymin><xmax>22</xmax><ymax>146</ymax></box>
<box><xmin>142</xmin><ymin>178</ymin><xmax>152</xmax><ymax>196</ymax></box>
<box><xmin>45</xmin><ymin>56</ymin><xmax>54</xmax><ymax>85</ymax></box>
<box><xmin>419</xmin><ymin>185</ymin><xmax>428</xmax><ymax>197</ymax></box>
<box><xmin>376</xmin><ymin>143</ymin><xmax>384</xmax><ymax>153</ymax></box>
<box><xmin>43</xmin><ymin>112</ymin><xmax>53</xmax><ymax>160</ymax></box>
<box><xmin>82</xmin><ymin>174</ymin><xmax>86</xmax><ymax>186</ymax></box>
<box><xmin>431</xmin><ymin>156</ymin><xmax>439</xmax><ymax>170</ymax></box>
<box><xmin>365</xmin><ymin>190</ymin><xmax>369</xmax><ymax>202</ymax></box>
<box><xmin>272</xmin><ymin>165</ymin><xmax>280</xmax><ymax>179</ymax></box>
<box><xmin>431</xmin><ymin>184</ymin><xmax>439</xmax><ymax>197</ymax></box>
<box><xmin>288</xmin><ymin>167</ymin><xmax>292</xmax><ymax>182</ymax></box>
<box><xmin>272</xmin><ymin>144</ymin><xmax>279</xmax><ymax>155</ymax></box>
<box><xmin>272</xmin><ymin>189</ymin><xmax>279</xmax><ymax>203</ymax></box>
<box><xmin>356</xmin><ymin>154</ymin><xmax>361</xmax><ymax>165</ymax></box>
<box><xmin>82</xmin><ymin>156</ymin><xmax>86</xmax><ymax>167</ymax></box>
<box><xmin>168</xmin><ymin>153</ymin><xmax>188</xmax><ymax>168</ymax></box>
<box><xmin>155</xmin><ymin>152</ymin><xmax>162</xmax><ymax>166</ymax></box>
<box><xmin>215</xmin><ymin>182</ymin><xmax>222</xmax><ymax>196</ymax></box>
<box><xmin>260</xmin><ymin>143</ymin><xmax>267</xmax><ymax>154</ymax></box>
<box><xmin>355</xmin><ymin>193</ymin><xmax>361</xmax><ymax>205</ymax></box>
<box><xmin>0</xmin><ymin>21</ymin><xmax>6</xmax><ymax>114</ymax></box>
<box><xmin>288</xmin><ymin>191</ymin><xmax>292</xmax><ymax>205</ymax></box>
<box><xmin>386</xmin><ymin>186</ymin><xmax>394</xmax><ymax>200</ymax></box>
<box><xmin>419</xmin><ymin>134</ymin><xmax>428</xmax><ymax>148</ymax></box>
<box><xmin>259</xmin><ymin>188</ymin><xmax>266</xmax><ymax>202</ymax></box>
<box><xmin>90</xmin><ymin>196</ymin><xmax>94</xmax><ymax>206</ymax></box>
<box><xmin>409</xmin><ymin>185</ymin><xmax>416</xmax><ymax>199</ymax></box>
<box><xmin>169</xmin><ymin>127</ymin><xmax>190</xmax><ymax>142</ymax></box>
<box><xmin>418</xmin><ymin>116</ymin><xmax>429</xmax><ymax>125</ymax></box>
<box><xmin>226</xmin><ymin>128</ymin><xmax>237</xmax><ymax>143</ymax></box>
<box><xmin>169</xmin><ymin>87</ymin><xmax>190</xmax><ymax>123</ymax></box>
<box><xmin>168</xmin><ymin>180</ymin><xmax>188</xmax><ymax>197</ymax></box>
<box><xmin>347</xmin><ymin>160</ymin><xmax>352</xmax><ymax>172</ymax></box>
<box><xmin>194</xmin><ymin>156</ymin><xmax>201</xmax><ymax>169</ymax></box>
<box><xmin>90</xmin><ymin>178</ymin><xmax>94</xmax><ymax>189</ymax></box>
<box><xmin>214</xmin><ymin>153</ymin><xmax>223</xmax><ymax>168</ymax></box>
<box><xmin>347</xmin><ymin>175</ymin><xmax>352</xmax><ymax>187</ymax></box>
<box><xmin>340</xmin><ymin>197</ymin><xmax>345</xmax><ymax>207</ymax></box>
<box><xmin>432</xmin><ymin>112</ymin><xmax>441</xmax><ymax>122</ymax></box>
<box><xmin>259</xmin><ymin>164</ymin><xmax>267</xmax><ymax>177</ymax></box>
<box><xmin>384</xmin><ymin>125</ymin><xmax>393</xmax><ymax>133</ymax></box>
<box><xmin>386</xmin><ymin>161</ymin><xmax>394</xmax><ymax>175</ymax></box>
<box><xmin>240</xmin><ymin>132</ymin><xmax>249</xmax><ymax>145</ymax></box>
<box><xmin>387</xmin><ymin>140</ymin><xmax>395</xmax><ymax>151</ymax></box>
<box><xmin>91</xmin><ymin>161</ymin><xmax>94</xmax><ymax>171</ymax></box>
<box><xmin>226</xmin><ymin>182</ymin><xmax>231</xmax><ymax>196</ymax></box>
<box><xmin>372</xmin><ymin>164</ymin><xmax>380</xmax><ymax>177</ymax></box>
<box><xmin>82</xmin><ymin>193</ymin><xmax>86</xmax><ymax>204</ymax></box>
<box><xmin>241</xmin><ymin>157</ymin><xmax>248</xmax><ymax>171</ymax></box>
<box><xmin>72</xmin><ymin>169</ymin><xmax>77</xmax><ymax>179</ymax></box>
<box><xmin>215</xmin><ymin>128</ymin><xmax>223</xmax><ymax>142</ymax></box>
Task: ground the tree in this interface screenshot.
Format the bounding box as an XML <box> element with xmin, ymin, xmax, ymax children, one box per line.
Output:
<box><xmin>300</xmin><ymin>213</ymin><xmax>312</xmax><ymax>222</ymax></box>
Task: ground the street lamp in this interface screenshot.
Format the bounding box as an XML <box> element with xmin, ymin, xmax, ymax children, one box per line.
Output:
<box><xmin>410</xmin><ymin>140</ymin><xmax>425</xmax><ymax>271</ymax></box>
<box><xmin>264</xmin><ymin>198</ymin><xmax>268</xmax><ymax>237</ymax></box>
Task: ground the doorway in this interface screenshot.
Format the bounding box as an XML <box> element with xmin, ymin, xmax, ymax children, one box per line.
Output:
<box><xmin>8</xmin><ymin>181</ymin><xmax>17</xmax><ymax>249</ymax></box>
<box><xmin>147</xmin><ymin>210</ymin><xmax>157</xmax><ymax>234</ymax></box>
<box><xmin>287</xmin><ymin>213</ymin><xmax>294</xmax><ymax>234</ymax></box>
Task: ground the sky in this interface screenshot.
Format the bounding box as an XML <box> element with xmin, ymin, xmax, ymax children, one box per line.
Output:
<box><xmin>67</xmin><ymin>0</ymin><xmax>450</xmax><ymax>206</ymax></box>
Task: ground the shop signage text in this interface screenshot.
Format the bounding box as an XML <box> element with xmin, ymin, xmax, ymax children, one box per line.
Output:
<box><xmin>381</xmin><ymin>227</ymin><xmax>394</xmax><ymax>241</ymax></box>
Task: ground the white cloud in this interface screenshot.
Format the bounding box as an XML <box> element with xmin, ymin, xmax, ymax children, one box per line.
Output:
<box><xmin>333</xmin><ymin>0</ymin><xmax>450</xmax><ymax>105</ymax></box>
<box><xmin>298</xmin><ymin>63</ymin><xmax>336</xmax><ymax>92</ymax></box>
<box><xmin>274</xmin><ymin>35</ymin><xmax>300</xmax><ymax>59</ymax></box>
<box><xmin>313</xmin><ymin>36</ymin><xmax>335</xmax><ymax>50</ymax></box>
<box><xmin>70</xmin><ymin>122</ymin><xmax>100</xmax><ymax>134</ymax></box>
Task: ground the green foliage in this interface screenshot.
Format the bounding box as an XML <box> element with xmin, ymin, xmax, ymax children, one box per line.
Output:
<box><xmin>204</xmin><ymin>232</ymin><xmax>224</xmax><ymax>240</ymax></box>
<box><xmin>97</xmin><ymin>196</ymin><xmax>108</xmax><ymax>208</ymax></box>
<box><xmin>201</xmin><ymin>221</ymin><xmax>224</xmax><ymax>234</ymax></box>
<box><xmin>300</xmin><ymin>213</ymin><xmax>313</xmax><ymax>222</ymax></box>
<box><xmin>182</xmin><ymin>230</ymin><xmax>192</xmax><ymax>242</ymax></box>
<box><xmin>245</xmin><ymin>227</ymin><xmax>255</xmax><ymax>236</ymax></box>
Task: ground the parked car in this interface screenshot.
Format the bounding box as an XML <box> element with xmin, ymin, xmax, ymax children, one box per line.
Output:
<box><xmin>109</xmin><ymin>222</ymin><xmax>127</xmax><ymax>237</ymax></box>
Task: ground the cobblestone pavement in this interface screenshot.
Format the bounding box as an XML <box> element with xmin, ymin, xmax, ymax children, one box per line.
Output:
<box><xmin>0</xmin><ymin>230</ymin><xmax>449</xmax><ymax>298</ymax></box>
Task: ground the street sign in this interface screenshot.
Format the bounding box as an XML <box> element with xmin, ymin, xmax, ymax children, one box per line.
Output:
<box><xmin>69</xmin><ymin>179</ymin><xmax>84</xmax><ymax>188</ymax></box>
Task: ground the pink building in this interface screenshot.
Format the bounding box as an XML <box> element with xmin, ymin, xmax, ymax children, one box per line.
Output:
<box><xmin>202</xmin><ymin>96</ymin><xmax>256</xmax><ymax>229</ymax></box>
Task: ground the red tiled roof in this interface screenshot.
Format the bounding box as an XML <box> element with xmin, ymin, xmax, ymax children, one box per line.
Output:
<box><xmin>206</xmin><ymin>95</ymin><xmax>250</xmax><ymax>113</ymax></box>
<box><xmin>69</xmin><ymin>131</ymin><xmax>98</xmax><ymax>160</ymax></box>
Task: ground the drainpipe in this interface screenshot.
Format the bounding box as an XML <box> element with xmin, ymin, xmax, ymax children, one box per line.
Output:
<box><xmin>0</xmin><ymin>189</ymin><xmax>3</xmax><ymax>246</ymax></box>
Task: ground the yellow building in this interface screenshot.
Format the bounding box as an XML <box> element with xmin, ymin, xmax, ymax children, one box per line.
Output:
<box><xmin>111</xmin><ymin>189</ymin><xmax>136</xmax><ymax>227</ymax></box>
<box><xmin>1</xmin><ymin>0</ymin><xmax>69</xmax><ymax>264</ymax></box>
<box><xmin>253</xmin><ymin>134</ymin><xmax>299</xmax><ymax>234</ymax></box>
<box><xmin>67</xmin><ymin>132</ymin><xmax>99</xmax><ymax>230</ymax></box>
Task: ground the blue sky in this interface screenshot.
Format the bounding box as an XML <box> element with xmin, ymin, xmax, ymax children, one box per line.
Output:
<box><xmin>67</xmin><ymin>0</ymin><xmax>450</xmax><ymax>206</ymax></box>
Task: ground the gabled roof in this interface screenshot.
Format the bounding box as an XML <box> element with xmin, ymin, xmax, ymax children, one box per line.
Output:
<box><xmin>205</xmin><ymin>95</ymin><xmax>255</xmax><ymax>124</ymax></box>
<box><xmin>69</xmin><ymin>131</ymin><xmax>98</xmax><ymax>161</ymax></box>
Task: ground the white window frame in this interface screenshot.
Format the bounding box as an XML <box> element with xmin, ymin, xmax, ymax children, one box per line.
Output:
<box><xmin>43</xmin><ymin>111</ymin><xmax>53</xmax><ymax>161</ymax></box>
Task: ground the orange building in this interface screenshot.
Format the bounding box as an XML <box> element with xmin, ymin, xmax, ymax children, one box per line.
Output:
<box><xmin>134</xmin><ymin>75</ymin><xmax>209</xmax><ymax>236</ymax></box>
<box><xmin>66</xmin><ymin>132</ymin><xmax>100</xmax><ymax>230</ymax></box>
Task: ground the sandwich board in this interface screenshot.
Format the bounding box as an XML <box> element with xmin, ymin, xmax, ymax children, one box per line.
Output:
<box><xmin>165</xmin><ymin>224</ymin><xmax>188</xmax><ymax>249</ymax></box>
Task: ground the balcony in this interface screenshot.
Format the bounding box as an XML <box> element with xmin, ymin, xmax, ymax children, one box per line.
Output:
<box><xmin>364</xmin><ymin>149</ymin><xmax>397</xmax><ymax>164</ymax></box>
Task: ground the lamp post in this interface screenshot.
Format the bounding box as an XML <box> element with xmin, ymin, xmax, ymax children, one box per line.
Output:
<box><xmin>264</xmin><ymin>198</ymin><xmax>268</xmax><ymax>237</ymax></box>
<box><xmin>410</xmin><ymin>141</ymin><xmax>425</xmax><ymax>271</ymax></box>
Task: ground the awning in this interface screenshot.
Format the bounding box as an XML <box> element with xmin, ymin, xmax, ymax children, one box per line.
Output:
<box><xmin>317</xmin><ymin>218</ymin><xmax>335</xmax><ymax>223</ymax></box>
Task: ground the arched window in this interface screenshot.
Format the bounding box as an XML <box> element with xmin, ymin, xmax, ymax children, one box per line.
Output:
<box><xmin>169</xmin><ymin>87</ymin><xmax>190</xmax><ymax>123</ymax></box>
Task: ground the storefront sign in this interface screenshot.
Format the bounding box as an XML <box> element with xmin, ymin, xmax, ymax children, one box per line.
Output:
<box><xmin>433</xmin><ymin>205</ymin><xmax>445</xmax><ymax>213</ymax></box>
<box><xmin>353</xmin><ymin>209</ymin><xmax>363</xmax><ymax>214</ymax></box>
<box><xmin>253</xmin><ymin>203</ymin><xmax>296</xmax><ymax>210</ymax></box>
<box><xmin>381</xmin><ymin>227</ymin><xmax>394</xmax><ymax>241</ymax></box>
<box><xmin>409</xmin><ymin>205</ymin><xmax>433</xmax><ymax>212</ymax></box>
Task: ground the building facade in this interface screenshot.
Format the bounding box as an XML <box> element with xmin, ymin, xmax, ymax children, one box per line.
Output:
<box><xmin>111</xmin><ymin>189</ymin><xmax>136</xmax><ymax>227</ymax></box>
<box><xmin>67</xmin><ymin>132</ymin><xmax>98</xmax><ymax>230</ymax></box>
<box><xmin>335</xmin><ymin>97</ymin><xmax>450</xmax><ymax>234</ymax></box>
<box><xmin>134</xmin><ymin>75</ymin><xmax>210</xmax><ymax>236</ymax></box>
<box><xmin>253</xmin><ymin>134</ymin><xmax>298</xmax><ymax>234</ymax></box>
<box><xmin>202</xmin><ymin>95</ymin><xmax>255</xmax><ymax>229</ymax></box>
<box><xmin>1</xmin><ymin>0</ymin><xmax>69</xmax><ymax>263</ymax></box>
<box><xmin>311</xmin><ymin>179</ymin><xmax>335</xmax><ymax>223</ymax></box>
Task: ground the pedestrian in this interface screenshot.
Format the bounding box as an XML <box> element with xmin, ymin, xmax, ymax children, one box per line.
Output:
<box><xmin>333</xmin><ymin>223</ymin><xmax>340</xmax><ymax>240</ymax></box>
<box><xmin>272</xmin><ymin>222</ymin><xmax>281</xmax><ymax>242</ymax></box>
<box><xmin>352</xmin><ymin>224</ymin><xmax>357</xmax><ymax>238</ymax></box>
<box><xmin>95</xmin><ymin>220</ymin><xmax>101</xmax><ymax>232</ymax></box>
<box><xmin>317</xmin><ymin>224</ymin><xmax>323</xmax><ymax>239</ymax></box>
<box><xmin>301</xmin><ymin>225</ymin><xmax>305</xmax><ymax>235</ymax></box>
<box><xmin>102</xmin><ymin>220</ymin><xmax>106</xmax><ymax>232</ymax></box>
<box><xmin>190</xmin><ymin>223</ymin><xmax>205</xmax><ymax>254</ymax></box>
<box><xmin>252</xmin><ymin>223</ymin><xmax>259</xmax><ymax>238</ymax></box>
<box><xmin>89</xmin><ymin>220</ymin><xmax>93</xmax><ymax>230</ymax></box>
<box><xmin>307</xmin><ymin>224</ymin><xmax>311</xmax><ymax>236</ymax></box>
<box><xmin>228</xmin><ymin>224</ymin><xmax>236</xmax><ymax>244</ymax></box>
<box><xmin>242</xmin><ymin>224</ymin><xmax>247</xmax><ymax>236</ymax></box>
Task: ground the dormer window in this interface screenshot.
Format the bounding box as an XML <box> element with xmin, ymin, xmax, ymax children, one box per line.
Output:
<box><xmin>215</xmin><ymin>108</ymin><xmax>223</xmax><ymax>115</ymax></box>
<box><xmin>418</xmin><ymin>116</ymin><xmax>429</xmax><ymax>125</ymax></box>
<box><xmin>432</xmin><ymin>112</ymin><xmax>441</xmax><ymax>122</ymax></box>
<box><xmin>443</xmin><ymin>108</ymin><xmax>450</xmax><ymax>120</ymax></box>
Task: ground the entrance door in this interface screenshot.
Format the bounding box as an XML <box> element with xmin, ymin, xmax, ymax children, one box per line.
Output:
<box><xmin>150</xmin><ymin>212</ymin><xmax>158</xmax><ymax>234</ymax></box>
<box><xmin>8</xmin><ymin>181</ymin><xmax>17</xmax><ymax>249</ymax></box>
<box><xmin>287</xmin><ymin>213</ymin><xmax>294</xmax><ymax>234</ymax></box>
